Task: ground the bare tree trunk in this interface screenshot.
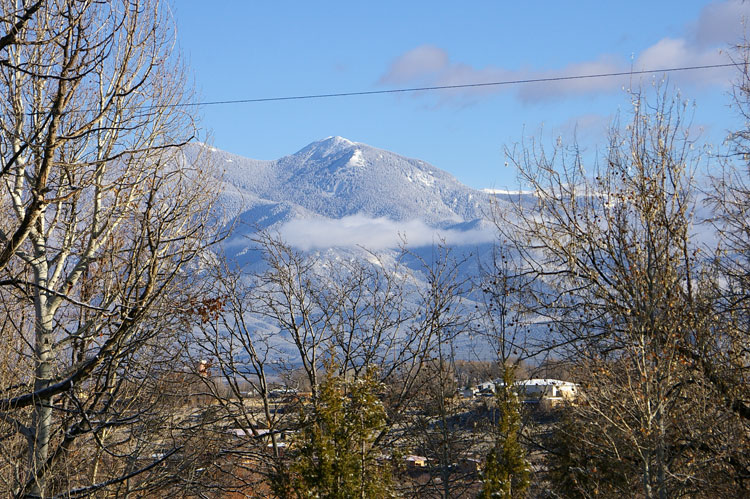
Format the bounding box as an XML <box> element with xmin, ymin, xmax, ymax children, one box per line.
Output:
<box><xmin>0</xmin><ymin>1</ymin><xmax>220</xmax><ymax>496</ymax></box>
<box><xmin>494</xmin><ymin>88</ymin><xmax>733</xmax><ymax>497</ymax></box>
<box><xmin>29</xmin><ymin>257</ymin><xmax>53</xmax><ymax>496</ymax></box>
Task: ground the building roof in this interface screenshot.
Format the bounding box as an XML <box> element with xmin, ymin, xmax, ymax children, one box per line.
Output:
<box><xmin>490</xmin><ymin>378</ymin><xmax>578</xmax><ymax>388</ymax></box>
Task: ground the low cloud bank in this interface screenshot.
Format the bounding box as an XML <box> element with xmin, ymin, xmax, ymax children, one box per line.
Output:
<box><xmin>277</xmin><ymin>214</ymin><xmax>495</xmax><ymax>251</ymax></box>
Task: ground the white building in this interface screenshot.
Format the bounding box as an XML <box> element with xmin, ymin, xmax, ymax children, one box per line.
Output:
<box><xmin>515</xmin><ymin>378</ymin><xmax>578</xmax><ymax>407</ymax></box>
<box><xmin>463</xmin><ymin>378</ymin><xmax>578</xmax><ymax>407</ymax></box>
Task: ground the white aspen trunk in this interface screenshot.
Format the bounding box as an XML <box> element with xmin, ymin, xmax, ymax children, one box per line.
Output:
<box><xmin>0</xmin><ymin>1</ymin><xmax>215</xmax><ymax>496</ymax></box>
<box><xmin>29</xmin><ymin>252</ymin><xmax>53</xmax><ymax>497</ymax></box>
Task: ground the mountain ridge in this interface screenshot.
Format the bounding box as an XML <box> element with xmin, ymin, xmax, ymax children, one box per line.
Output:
<box><xmin>201</xmin><ymin>136</ymin><xmax>496</xmax><ymax>230</ymax></box>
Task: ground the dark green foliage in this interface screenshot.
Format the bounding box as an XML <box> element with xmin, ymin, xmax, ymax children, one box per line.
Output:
<box><xmin>285</xmin><ymin>363</ymin><xmax>392</xmax><ymax>498</ymax></box>
<box><xmin>479</xmin><ymin>365</ymin><xmax>530</xmax><ymax>499</ymax></box>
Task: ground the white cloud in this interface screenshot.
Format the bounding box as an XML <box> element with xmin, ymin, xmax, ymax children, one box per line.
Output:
<box><xmin>378</xmin><ymin>1</ymin><xmax>746</xmax><ymax>103</ymax></box>
<box><xmin>515</xmin><ymin>57</ymin><xmax>626</xmax><ymax>102</ymax></box>
<box><xmin>379</xmin><ymin>51</ymin><xmax>633</xmax><ymax>103</ymax></box>
<box><xmin>380</xmin><ymin>45</ymin><xmax>450</xmax><ymax>84</ymax></box>
<box><xmin>689</xmin><ymin>0</ymin><xmax>750</xmax><ymax>47</ymax></box>
<box><xmin>481</xmin><ymin>188</ymin><xmax>533</xmax><ymax>195</ymax></box>
<box><xmin>629</xmin><ymin>0</ymin><xmax>750</xmax><ymax>88</ymax></box>
<box><xmin>276</xmin><ymin>214</ymin><xmax>495</xmax><ymax>251</ymax></box>
<box><xmin>634</xmin><ymin>38</ymin><xmax>732</xmax><ymax>87</ymax></box>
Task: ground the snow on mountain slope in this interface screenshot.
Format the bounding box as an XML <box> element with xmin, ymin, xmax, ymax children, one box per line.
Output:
<box><xmin>185</xmin><ymin>139</ymin><xmax>520</xmax><ymax>359</ymax></box>
<box><xmin>181</xmin><ymin>136</ymin><xmax>507</xmax><ymax>278</ymax></box>
<box><xmin>212</xmin><ymin>136</ymin><xmax>493</xmax><ymax>227</ymax></box>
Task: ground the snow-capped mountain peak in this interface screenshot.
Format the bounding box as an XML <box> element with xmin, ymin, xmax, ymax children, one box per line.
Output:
<box><xmin>292</xmin><ymin>135</ymin><xmax>357</xmax><ymax>161</ymax></box>
<box><xmin>201</xmin><ymin>137</ymin><xmax>494</xmax><ymax>226</ymax></box>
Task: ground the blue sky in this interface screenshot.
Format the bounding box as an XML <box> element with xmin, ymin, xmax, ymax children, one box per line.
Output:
<box><xmin>174</xmin><ymin>1</ymin><xmax>748</xmax><ymax>190</ymax></box>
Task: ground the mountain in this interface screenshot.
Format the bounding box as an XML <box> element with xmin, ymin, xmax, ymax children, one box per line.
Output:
<box><xmin>185</xmin><ymin>136</ymin><xmax>507</xmax><ymax>271</ymax></box>
<box><xmin>206</xmin><ymin>136</ymin><xmax>493</xmax><ymax>228</ymax></box>
<box><xmin>187</xmin><ymin>137</ymin><xmax>520</xmax><ymax>359</ymax></box>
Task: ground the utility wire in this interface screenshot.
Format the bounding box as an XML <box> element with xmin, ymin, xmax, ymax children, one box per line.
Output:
<box><xmin>182</xmin><ymin>62</ymin><xmax>738</xmax><ymax>108</ymax></box>
<box><xmin>43</xmin><ymin>62</ymin><xmax>737</xmax><ymax>116</ymax></box>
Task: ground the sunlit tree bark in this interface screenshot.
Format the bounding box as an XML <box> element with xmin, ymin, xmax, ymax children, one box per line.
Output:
<box><xmin>0</xmin><ymin>1</ymin><xmax>219</xmax><ymax>496</ymax></box>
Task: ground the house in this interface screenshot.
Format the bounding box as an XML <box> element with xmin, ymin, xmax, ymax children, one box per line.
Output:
<box><xmin>404</xmin><ymin>455</ymin><xmax>428</xmax><ymax>469</ymax></box>
<box><xmin>229</xmin><ymin>427</ymin><xmax>293</xmax><ymax>442</ymax></box>
<box><xmin>459</xmin><ymin>386</ymin><xmax>478</xmax><ymax>398</ymax></box>
<box><xmin>461</xmin><ymin>377</ymin><xmax>579</xmax><ymax>406</ymax></box>
<box><xmin>477</xmin><ymin>381</ymin><xmax>496</xmax><ymax>393</ymax></box>
<box><xmin>515</xmin><ymin>379</ymin><xmax>578</xmax><ymax>407</ymax></box>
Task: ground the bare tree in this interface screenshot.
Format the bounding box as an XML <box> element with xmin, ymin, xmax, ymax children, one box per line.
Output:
<box><xmin>0</xmin><ymin>0</ymin><xmax>120</xmax><ymax>273</ymax></box>
<box><xmin>705</xmin><ymin>40</ymin><xmax>750</xmax><ymax>423</ymax></box>
<box><xmin>0</xmin><ymin>1</ymin><xmax>220</xmax><ymax>496</ymax></box>
<box><xmin>191</xmin><ymin>234</ymin><xmax>420</xmax><ymax>494</ymax></box>
<box><xmin>0</xmin><ymin>1</ymin><xmax>44</xmax><ymax>56</ymax></box>
<box><xmin>474</xmin><ymin>245</ymin><xmax>532</xmax><ymax>498</ymax></box>
<box><xmin>393</xmin><ymin>246</ymin><xmax>484</xmax><ymax>499</ymax></box>
<box><xmin>187</xmin><ymin>253</ymin><xmax>293</xmax><ymax>494</ymax></box>
<box><xmin>194</xmin><ymin>234</ymin><xmax>490</xmax><ymax>497</ymax></box>
<box><xmin>497</xmin><ymin>89</ymin><xmax>743</xmax><ymax>498</ymax></box>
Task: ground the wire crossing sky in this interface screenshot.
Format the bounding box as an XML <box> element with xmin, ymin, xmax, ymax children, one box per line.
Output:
<box><xmin>174</xmin><ymin>1</ymin><xmax>749</xmax><ymax>189</ymax></box>
<box><xmin>186</xmin><ymin>63</ymin><xmax>738</xmax><ymax>107</ymax></box>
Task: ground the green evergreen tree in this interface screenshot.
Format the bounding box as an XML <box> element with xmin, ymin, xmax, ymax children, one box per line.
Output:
<box><xmin>287</xmin><ymin>362</ymin><xmax>392</xmax><ymax>498</ymax></box>
<box><xmin>479</xmin><ymin>365</ymin><xmax>530</xmax><ymax>498</ymax></box>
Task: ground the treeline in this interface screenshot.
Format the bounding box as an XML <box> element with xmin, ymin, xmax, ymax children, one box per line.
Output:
<box><xmin>0</xmin><ymin>1</ymin><xmax>748</xmax><ymax>497</ymax></box>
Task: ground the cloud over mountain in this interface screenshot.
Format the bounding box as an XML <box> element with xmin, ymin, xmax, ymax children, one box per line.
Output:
<box><xmin>195</xmin><ymin>136</ymin><xmax>501</xmax><ymax>257</ymax></box>
<box><xmin>276</xmin><ymin>214</ymin><xmax>495</xmax><ymax>251</ymax></box>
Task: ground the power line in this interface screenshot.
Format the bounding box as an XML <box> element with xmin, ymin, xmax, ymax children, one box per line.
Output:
<box><xmin>183</xmin><ymin>62</ymin><xmax>738</xmax><ymax>108</ymax></box>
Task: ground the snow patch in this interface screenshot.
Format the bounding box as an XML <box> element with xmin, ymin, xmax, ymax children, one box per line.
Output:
<box><xmin>482</xmin><ymin>188</ymin><xmax>534</xmax><ymax>195</ymax></box>
<box><xmin>325</xmin><ymin>135</ymin><xmax>354</xmax><ymax>146</ymax></box>
<box><xmin>366</xmin><ymin>253</ymin><xmax>383</xmax><ymax>267</ymax></box>
<box><xmin>414</xmin><ymin>170</ymin><xmax>434</xmax><ymax>187</ymax></box>
<box><xmin>348</xmin><ymin>149</ymin><xmax>365</xmax><ymax>167</ymax></box>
